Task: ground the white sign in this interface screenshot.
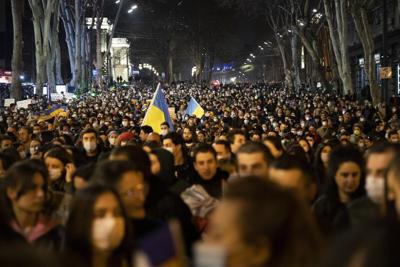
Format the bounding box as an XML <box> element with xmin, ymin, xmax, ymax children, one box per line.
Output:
<box><xmin>16</xmin><ymin>99</ymin><xmax>32</xmax><ymax>109</ymax></box>
<box><xmin>4</xmin><ymin>98</ymin><xmax>15</xmax><ymax>107</ymax></box>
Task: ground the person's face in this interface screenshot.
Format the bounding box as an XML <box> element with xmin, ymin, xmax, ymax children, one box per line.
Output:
<box><xmin>163</xmin><ymin>138</ymin><xmax>179</xmax><ymax>156</ymax></box>
<box><xmin>206</xmin><ymin>200</ymin><xmax>269</xmax><ymax>267</ymax></box>
<box><xmin>160</xmin><ymin>125</ymin><xmax>169</xmax><ymax>134</ymax></box>
<box><xmin>269</xmin><ymin>167</ymin><xmax>308</xmax><ymax>200</ymax></box>
<box><xmin>232</xmin><ymin>134</ymin><xmax>246</xmax><ymax>154</ymax></box>
<box><xmin>7</xmin><ymin>172</ymin><xmax>45</xmax><ymax>213</ymax></box>
<box><xmin>197</xmin><ymin>133</ymin><xmax>205</xmax><ymax>143</ymax></box>
<box><xmin>18</xmin><ymin>128</ymin><xmax>30</xmax><ymax>143</ymax></box>
<box><xmin>299</xmin><ymin>140</ymin><xmax>310</xmax><ymax>153</ymax></box>
<box><xmin>335</xmin><ymin>162</ymin><xmax>361</xmax><ymax>198</ymax></box>
<box><xmin>139</xmin><ymin>130</ymin><xmax>147</xmax><ymax>142</ymax></box>
<box><xmin>213</xmin><ymin>144</ymin><xmax>231</xmax><ymax>161</ymax></box>
<box><xmin>149</xmin><ymin>153</ymin><xmax>161</xmax><ymax>175</ymax></box>
<box><xmin>237</xmin><ymin>152</ymin><xmax>269</xmax><ymax>178</ymax></box>
<box><xmin>390</xmin><ymin>133</ymin><xmax>399</xmax><ymax>143</ymax></box>
<box><xmin>45</xmin><ymin>156</ymin><xmax>65</xmax><ymax>180</ymax></box>
<box><xmin>91</xmin><ymin>192</ymin><xmax>125</xmax><ymax>252</ymax></box>
<box><xmin>115</xmin><ymin>171</ymin><xmax>146</xmax><ymax>215</ymax></box>
<box><xmin>83</xmin><ymin>132</ymin><xmax>97</xmax><ymax>143</ymax></box>
<box><xmin>183</xmin><ymin>128</ymin><xmax>193</xmax><ymax>142</ymax></box>
<box><xmin>320</xmin><ymin>146</ymin><xmax>332</xmax><ymax>164</ymax></box>
<box><xmin>1</xmin><ymin>139</ymin><xmax>12</xmax><ymax>151</ymax></box>
<box><xmin>194</xmin><ymin>152</ymin><xmax>218</xmax><ymax>180</ymax></box>
<box><xmin>367</xmin><ymin>152</ymin><xmax>395</xmax><ymax>178</ymax></box>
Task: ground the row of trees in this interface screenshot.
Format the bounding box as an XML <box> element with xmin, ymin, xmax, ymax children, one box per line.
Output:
<box><xmin>10</xmin><ymin>0</ymin><xmax>241</xmax><ymax>99</ymax></box>
<box><xmin>219</xmin><ymin>0</ymin><xmax>382</xmax><ymax>105</ymax></box>
<box><xmin>10</xmin><ymin>0</ymin><xmax>113</xmax><ymax>100</ymax></box>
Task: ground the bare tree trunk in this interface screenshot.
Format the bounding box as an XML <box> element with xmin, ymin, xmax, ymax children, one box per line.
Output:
<box><xmin>60</xmin><ymin>0</ymin><xmax>76</xmax><ymax>86</ymax></box>
<box><xmin>75</xmin><ymin>0</ymin><xmax>82</xmax><ymax>92</ymax></box>
<box><xmin>291</xmin><ymin>33</ymin><xmax>301</xmax><ymax>92</ymax></box>
<box><xmin>323</xmin><ymin>0</ymin><xmax>354</xmax><ymax>95</ymax></box>
<box><xmin>95</xmin><ymin>18</ymin><xmax>104</xmax><ymax>88</ymax></box>
<box><xmin>11</xmin><ymin>0</ymin><xmax>23</xmax><ymax>100</ymax></box>
<box><xmin>351</xmin><ymin>2</ymin><xmax>380</xmax><ymax>105</ymax></box>
<box><xmin>55</xmin><ymin>36</ymin><xmax>63</xmax><ymax>84</ymax></box>
<box><xmin>296</xmin><ymin>28</ymin><xmax>331</xmax><ymax>91</ymax></box>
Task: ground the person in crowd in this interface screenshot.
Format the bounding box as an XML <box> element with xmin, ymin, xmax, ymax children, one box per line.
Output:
<box><xmin>236</xmin><ymin>141</ymin><xmax>273</xmax><ymax>178</ymax></box>
<box><xmin>162</xmin><ymin>132</ymin><xmax>194</xmax><ymax>183</ymax></box>
<box><xmin>64</xmin><ymin>184</ymin><xmax>133</xmax><ymax>267</ymax></box>
<box><xmin>0</xmin><ymin>160</ymin><xmax>64</xmax><ymax>250</ymax></box>
<box><xmin>269</xmin><ymin>155</ymin><xmax>317</xmax><ymax>204</ymax></box>
<box><xmin>182</xmin><ymin>127</ymin><xmax>196</xmax><ymax>150</ymax></box>
<box><xmin>388</xmin><ymin>130</ymin><xmax>399</xmax><ymax>143</ymax></box>
<box><xmin>71</xmin><ymin>163</ymin><xmax>96</xmax><ymax>191</ymax></box>
<box><xmin>139</xmin><ymin>126</ymin><xmax>153</xmax><ymax>143</ymax></box>
<box><xmin>0</xmin><ymin>134</ymin><xmax>13</xmax><ymax>151</ymax></box>
<box><xmin>313</xmin><ymin>145</ymin><xmax>366</xmax><ymax>235</ymax></box>
<box><xmin>191</xmin><ymin>144</ymin><xmax>229</xmax><ymax>199</ymax></box>
<box><xmin>107</xmin><ymin>131</ymin><xmax>119</xmax><ymax>150</ymax></box>
<box><xmin>206</xmin><ymin>177</ymin><xmax>322</xmax><ymax>267</ymax></box>
<box><xmin>18</xmin><ymin>126</ymin><xmax>32</xmax><ymax>154</ymax></box>
<box><xmin>262</xmin><ymin>136</ymin><xmax>284</xmax><ymax>159</ymax></box>
<box><xmin>228</xmin><ymin>129</ymin><xmax>246</xmax><ymax>155</ymax></box>
<box><xmin>212</xmin><ymin>140</ymin><xmax>233</xmax><ymax>161</ymax></box>
<box><xmin>160</xmin><ymin>122</ymin><xmax>171</xmax><ymax>137</ymax></box>
<box><xmin>29</xmin><ymin>139</ymin><xmax>43</xmax><ymax>160</ymax></box>
<box><xmin>44</xmin><ymin>146</ymin><xmax>75</xmax><ymax>194</ymax></box>
<box><xmin>92</xmin><ymin>160</ymin><xmax>161</xmax><ymax>240</ymax></box>
<box><xmin>313</xmin><ymin>141</ymin><xmax>335</xmax><ymax>195</ymax></box>
<box><xmin>79</xmin><ymin>128</ymin><xmax>103</xmax><ymax>164</ymax></box>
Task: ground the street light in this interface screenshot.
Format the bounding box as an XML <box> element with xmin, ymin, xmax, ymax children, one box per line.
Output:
<box><xmin>128</xmin><ymin>4</ymin><xmax>137</xmax><ymax>13</ymax></box>
<box><xmin>115</xmin><ymin>0</ymin><xmax>120</xmax><ymax>3</ymax></box>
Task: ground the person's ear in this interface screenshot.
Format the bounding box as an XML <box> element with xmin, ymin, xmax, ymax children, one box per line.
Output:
<box><xmin>6</xmin><ymin>188</ymin><xmax>17</xmax><ymax>201</ymax></box>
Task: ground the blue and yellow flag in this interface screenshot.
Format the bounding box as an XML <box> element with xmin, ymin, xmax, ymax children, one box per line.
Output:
<box><xmin>37</xmin><ymin>105</ymin><xmax>67</xmax><ymax>122</ymax></box>
<box><xmin>185</xmin><ymin>96</ymin><xmax>204</xmax><ymax>118</ymax></box>
<box><xmin>142</xmin><ymin>84</ymin><xmax>174</xmax><ymax>133</ymax></box>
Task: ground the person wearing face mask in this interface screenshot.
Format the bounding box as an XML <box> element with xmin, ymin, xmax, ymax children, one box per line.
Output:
<box><xmin>107</xmin><ymin>131</ymin><xmax>119</xmax><ymax>149</ymax></box>
<box><xmin>160</xmin><ymin>122</ymin><xmax>171</xmax><ymax>137</ymax></box>
<box><xmin>44</xmin><ymin>146</ymin><xmax>75</xmax><ymax>193</ymax></box>
<box><xmin>350</xmin><ymin>124</ymin><xmax>363</xmax><ymax>145</ymax></box>
<box><xmin>80</xmin><ymin>128</ymin><xmax>102</xmax><ymax>164</ymax></box>
<box><xmin>63</xmin><ymin>184</ymin><xmax>133</xmax><ymax>267</ymax></box>
<box><xmin>347</xmin><ymin>142</ymin><xmax>399</xmax><ymax>225</ymax></box>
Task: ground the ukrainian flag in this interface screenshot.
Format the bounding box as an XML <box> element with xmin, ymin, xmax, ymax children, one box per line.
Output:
<box><xmin>185</xmin><ymin>97</ymin><xmax>204</xmax><ymax>118</ymax></box>
<box><xmin>142</xmin><ymin>84</ymin><xmax>174</xmax><ymax>133</ymax></box>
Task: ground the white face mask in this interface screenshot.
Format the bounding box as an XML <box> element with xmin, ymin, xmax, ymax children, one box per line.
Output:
<box><xmin>83</xmin><ymin>141</ymin><xmax>97</xmax><ymax>153</ymax></box>
<box><xmin>164</xmin><ymin>147</ymin><xmax>174</xmax><ymax>155</ymax></box>
<box><xmin>49</xmin><ymin>168</ymin><xmax>62</xmax><ymax>181</ymax></box>
<box><xmin>92</xmin><ymin>217</ymin><xmax>125</xmax><ymax>251</ymax></box>
<box><xmin>122</xmin><ymin>121</ymin><xmax>129</xmax><ymax>127</ymax></box>
<box><xmin>160</xmin><ymin>129</ymin><xmax>168</xmax><ymax>136</ymax></box>
<box><xmin>109</xmin><ymin>137</ymin><xmax>116</xmax><ymax>146</ymax></box>
<box><xmin>365</xmin><ymin>176</ymin><xmax>385</xmax><ymax>204</ymax></box>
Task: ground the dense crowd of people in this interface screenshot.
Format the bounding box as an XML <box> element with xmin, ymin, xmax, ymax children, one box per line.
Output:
<box><xmin>1</xmin><ymin>82</ymin><xmax>400</xmax><ymax>267</ymax></box>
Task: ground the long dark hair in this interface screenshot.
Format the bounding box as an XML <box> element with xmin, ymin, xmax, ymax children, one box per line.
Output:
<box><xmin>65</xmin><ymin>184</ymin><xmax>133</xmax><ymax>267</ymax></box>
<box><xmin>325</xmin><ymin>145</ymin><xmax>366</xmax><ymax>203</ymax></box>
<box><xmin>0</xmin><ymin>160</ymin><xmax>48</xmax><ymax>234</ymax></box>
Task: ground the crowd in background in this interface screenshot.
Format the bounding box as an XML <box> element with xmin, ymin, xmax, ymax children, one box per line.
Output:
<box><xmin>1</xmin><ymin>82</ymin><xmax>400</xmax><ymax>267</ymax></box>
